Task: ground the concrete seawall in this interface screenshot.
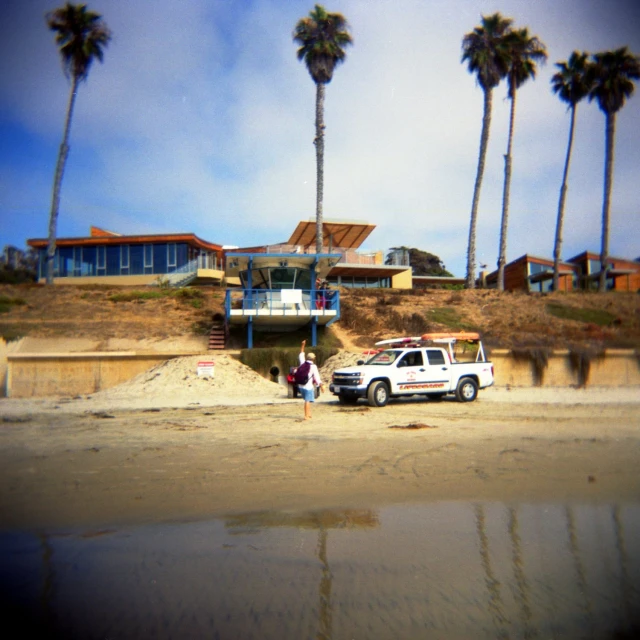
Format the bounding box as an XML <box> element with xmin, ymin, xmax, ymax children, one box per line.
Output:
<box><xmin>2</xmin><ymin>342</ymin><xmax>639</xmax><ymax>398</ymax></box>
<box><xmin>490</xmin><ymin>348</ymin><xmax>640</xmax><ymax>387</ymax></box>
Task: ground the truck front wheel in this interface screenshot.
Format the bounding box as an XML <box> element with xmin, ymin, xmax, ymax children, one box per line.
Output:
<box><xmin>456</xmin><ymin>377</ymin><xmax>478</xmax><ymax>402</ymax></box>
<box><xmin>367</xmin><ymin>381</ymin><xmax>390</xmax><ymax>407</ymax></box>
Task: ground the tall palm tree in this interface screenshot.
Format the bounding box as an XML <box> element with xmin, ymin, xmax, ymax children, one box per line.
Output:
<box><xmin>588</xmin><ymin>47</ymin><xmax>640</xmax><ymax>292</ymax></box>
<box><xmin>496</xmin><ymin>28</ymin><xmax>547</xmax><ymax>291</ymax></box>
<box><xmin>293</xmin><ymin>5</ymin><xmax>352</xmax><ymax>255</ymax></box>
<box><xmin>461</xmin><ymin>13</ymin><xmax>513</xmax><ymax>289</ymax></box>
<box><xmin>45</xmin><ymin>3</ymin><xmax>111</xmax><ymax>284</ymax></box>
<box><xmin>550</xmin><ymin>52</ymin><xmax>593</xmax><ymax>292</ymax></box>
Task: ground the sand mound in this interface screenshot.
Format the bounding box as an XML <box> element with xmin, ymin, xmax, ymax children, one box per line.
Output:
<box><xmin>80</xmin><ymin>354</ymin><xmax>285</xmax><ymax>410</ymax></box>
<box><xmin>319</xmin><ymin>351</ymin><xmax>363</xmax><ymax>380</ymax></box>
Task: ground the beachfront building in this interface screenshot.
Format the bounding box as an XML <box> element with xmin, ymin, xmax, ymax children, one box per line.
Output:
<box><xmin>484</xmin><ymin>252</ymin><xmax>640</xmax><ymax>292</ymax></box>
<box><xmin>27</xmin><ymin>227</ymin><xmax>225</xmax><ymax>286</ymax></box>
<box><xmin>484</xmin><ymin>255</ymin><xmax>579</xmax><ymax>292</ymax></box>
<box><xmin>232</xmin><ymin>219</ymin><xmax>414</xmax><ymax>290</ymax></box>
<box><xmin>566</xmin><ymin>251</ymin><xmax>640</xmax><ymax>292</ymax></box>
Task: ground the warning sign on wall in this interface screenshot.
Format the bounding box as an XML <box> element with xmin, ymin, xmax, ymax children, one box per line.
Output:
<box><xmin>197</xmin><ymin>361</ymin><xmax>215</xmax><ymax>377</ymax></box>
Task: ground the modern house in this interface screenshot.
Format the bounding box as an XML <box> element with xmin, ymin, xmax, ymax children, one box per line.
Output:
<box><xmin>27</xmin><ymin>226</ymin><xmax>225</xmax><ymax>286</ymax></box>
<box><xmin>566</xmin><ymin>251</ymin><xmax>640</xmax><ymax>292</ymax></box>
<box><xmin>484</xmin><ymin>252</ymin><xmax>640</xmax><ymax>292</ymax></box>
<box><xmin>484</xmin><ymin>255</ymin><xmax>578</xmax><ymax>292</ymax></box>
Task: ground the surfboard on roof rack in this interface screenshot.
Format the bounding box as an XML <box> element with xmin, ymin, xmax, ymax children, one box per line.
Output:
<box><xmin>374</xmin><ymin>332</ymin><xmax>481</xmax><ymax>347</ymax></box>
<box><xmin>374</xmin><ymin>332</ymin><xmax>486</xmax><ymax>364</ymax></box>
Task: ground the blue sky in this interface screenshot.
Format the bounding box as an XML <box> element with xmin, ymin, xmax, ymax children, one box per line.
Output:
<box><xmin>0</xmin><ymin>0</ymin><xmax>638</xmax><ymax>277</ymax></box>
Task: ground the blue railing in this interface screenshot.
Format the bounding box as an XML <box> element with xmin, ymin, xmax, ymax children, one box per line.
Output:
<box><xmin>225</xmin><ymin>288</ymin><xmax>339</xmax><ymax>318</ymax></box>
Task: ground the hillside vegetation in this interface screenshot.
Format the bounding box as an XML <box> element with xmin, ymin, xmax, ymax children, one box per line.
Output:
<box><xmin>0</xmin><ymin>284</ymin><xmax>638</xmax><ymax>351</ymax></box>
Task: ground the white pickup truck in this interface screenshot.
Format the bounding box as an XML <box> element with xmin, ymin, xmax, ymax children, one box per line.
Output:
<box><xmin>329</xmin><ymin>333</ymin><xmax>494</xmax><ymax>407</ymax></box>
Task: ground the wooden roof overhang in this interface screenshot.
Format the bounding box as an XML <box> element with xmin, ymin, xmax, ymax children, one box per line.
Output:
<box><xmin>287</xmin><ymin>219</ymin><xmax>376</xmax><ymax>250</ymax></box>
<box><xmin>528</xmin><ymin>269</ymin><xmax>574</xmax><ymax>283</ymax></box>
<box><xmin>27</xmin><ymin>233</ymin><xmax>223</xmax><ymax>253</ymax></box>
<box><xmin>413</xmin><ymin>275</ymin><xmax>466</xmax><ymax>285</ymax></box>
<box><xmin>584</xmin><ymin>268</ymin><xmax>637</xmax><ymax>280</ymax></box>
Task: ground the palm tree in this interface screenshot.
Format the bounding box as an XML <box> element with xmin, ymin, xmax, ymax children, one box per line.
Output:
<box><xmin>45</xmin><ymin>3</ymin><xmax>111</xmax><ymax>284</ymax></box>
<box><xmin>550</xmin><ymin>52</ymin><xmax>593</xmax><ymax>292</ymax></box>
<box><xmin>588</xmin><ymin>47</ymin><xmax>640</xmax><ymax>292</ymax></box>
<box><xmin>461</xmin><ymin>13</ymin><xmax>513</xmax><ymax>289</ymax></box>
<box><xmin>496</xmin><ymin>28</ymin><xmax>547</xmax><ymax>291</ymax></box>
<box><xmin>293</xmin><ymin>5</ymin><xmax>352</xmax><ymax>255</ymax></box>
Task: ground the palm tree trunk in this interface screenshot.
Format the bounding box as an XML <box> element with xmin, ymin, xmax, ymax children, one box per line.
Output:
<box><xmin>46</xmin><ymin>75</ymin><xmax>79</xmax><ymax>285</ymax></box>
<box><xmin>599</xmin><ymin>112</ymin><xmax>615</xmax><ymax>292</ymax></box>
<box><xmin>553</xmin><ymin>106</ymin><xmax>577</xmax><ymax>292</ymax></box>
<box><xmin>497</xmin><ymin>88</ymin><xmax>517</xmax><ymax>291</ymax></box>
<box><xmin>466</xmin><ymin>88</ymin><xmax>493</xmax><ymax>289</ymax></box>
<box><xmin>314</xmin><ymin>82</ymin><xmax>325</xmax><ymax>255</ymax></box>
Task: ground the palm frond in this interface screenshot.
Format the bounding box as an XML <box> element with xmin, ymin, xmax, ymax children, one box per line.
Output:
<box><xmin>293</xmin><ymin>4</ymin><xmax>353</xmax><ymax>84</ymax></box>
<box><xmin>46</xmin><ymin>2</ymin><xmax>111</xmax><ymax>82</ymax></box>
<box><xmin>588</xmin><ymin>46</ymin><xmax>640</xmax><ymax>114</ymax></box>
<box><xmin>461</xmin><ymin>13</ymin><xmax>513</xmax><ymax>91</ymax></box>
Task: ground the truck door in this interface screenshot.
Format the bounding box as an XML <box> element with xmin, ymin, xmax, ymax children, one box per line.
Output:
<box><xmin>393</xmin><ymin>350</ymin><xmax>427</xmax><ymax>394</ymax></box>
<box><xmin>423</xmin><ymin>349</ymin><xmax>452</xmax><ymax>391</ymax></box>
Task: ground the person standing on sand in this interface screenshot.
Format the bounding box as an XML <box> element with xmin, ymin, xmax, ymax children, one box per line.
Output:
<box><xmin>299</xmin><ymin>339</ymin><xmax>324</xmax><ymax>420</ymax></box>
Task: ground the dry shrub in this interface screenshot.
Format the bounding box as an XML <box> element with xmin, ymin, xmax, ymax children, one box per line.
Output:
<box><xmin>387</xmin><ymin>310</ymin><xmax>430</xmax><ymax>335</ymax></box>
<box><xmin>339</xmin><ymin>299</ymin><xmax>377</xmax><ymax>333</ymax></box>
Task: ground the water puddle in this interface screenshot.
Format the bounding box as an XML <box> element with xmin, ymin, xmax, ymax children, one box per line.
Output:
<box><xmin>2</xmin><ymin>502</ymin><xmax>639</xmax><ymax>639</ymax></box>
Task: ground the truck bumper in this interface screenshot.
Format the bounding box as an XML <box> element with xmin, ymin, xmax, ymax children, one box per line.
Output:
<box><xmin>329</xmin><ymin>384</ymin><xmax>367</xmax><ymax>398</ymax></box>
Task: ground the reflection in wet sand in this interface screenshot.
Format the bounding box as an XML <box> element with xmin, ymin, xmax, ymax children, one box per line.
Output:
<box><xmin>1</xmin><ymin>502</ymin><xmax>639</xmax><ymax>639</ymax></box>
<box><xmin>224</xmin><ymin>509</ymin><xmax>378</xmax><ymax>640</ymax></box>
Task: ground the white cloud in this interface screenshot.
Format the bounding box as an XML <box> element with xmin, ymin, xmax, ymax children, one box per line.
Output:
<box><xmin>0</xmin><ymin>0</ymin><xmax>638</xmax><ymax>275</ymax></box>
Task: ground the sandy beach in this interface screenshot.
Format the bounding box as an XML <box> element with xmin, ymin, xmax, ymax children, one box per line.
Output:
<box><xmin>1</xmin><ymin>354</ymin><xmax>639</xmax><ymax>531</ymax></box>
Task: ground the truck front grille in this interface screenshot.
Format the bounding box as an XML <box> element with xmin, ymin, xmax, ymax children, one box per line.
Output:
<box><xmin>332</xmin><ymin>372</ymin><xmax>362</xmax><ymax>387</ymax></box>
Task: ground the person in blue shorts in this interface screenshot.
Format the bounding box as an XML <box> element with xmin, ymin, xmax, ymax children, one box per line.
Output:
<box><xmin>298</xmin><ymin>339</ymin><xmax>324</xmax><ymax>420</ymax></box>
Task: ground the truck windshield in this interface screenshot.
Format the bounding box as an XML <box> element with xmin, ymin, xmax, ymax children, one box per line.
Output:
<box><xmin>366</xmin><ymin>350</ymin><xmax>402</xmax><ymax>365</ymax></box>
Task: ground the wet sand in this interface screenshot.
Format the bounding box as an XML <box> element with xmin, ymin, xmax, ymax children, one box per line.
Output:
<box><xmin>2</xmin><ymin>387</ymin><xmax>639</xmax><ymax>530</ymax></box>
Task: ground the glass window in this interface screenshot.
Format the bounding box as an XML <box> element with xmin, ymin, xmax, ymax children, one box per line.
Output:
<box><xmin>58</xmin><ymin>247</ymin><xmax>73</xmax><ymax>277</ymax></box>
<box><xmin>529</xmin><ymin>262</ymin><xmax>552</xmax><ymax>275</ymax></box>
<box><xmin>397</xmin><ymin>351</ymin><xmax>424</xmax><ymax>367</ymax></box>
<box><xmin>106</xmin><ymin>246</ymin><xmax>120</xmax><ymax>275</ymax></box>
<box><xmin>153</xmin><ymin>244</ymin><xmax>167</xmax><ymax>274</ymax></box>
<box><xmin>121</xmin><ymin>245</ymin><xmax>129</xmax><ymax>268</ymax></box>
<box><xmin>177</xmin><ymin>244</ymin><xmax>188</xmax><ymax>268</ymax></box>
<box><xmin>271</xmin><ymin>267</ymin><xmax>296</xmax><ymax>289</ymax></box>
<box><xmin>367</xmin><ymin>350</ymin><xmax>401</xmax><ymax>365</ymax></box>
<box><xmin>37</xmin><ymin>249</ymin><xmax>45</xmax><ymax>279</ymax></box>
<box><xmin>81</xmin><ymin>247</ymin><xmax>96</xmax><ymax>276</ymax></box>
<box><xmin>426</xmin><ymin>349</ymin><xmax>446</xmax><ymax>365</ymax></box>
<box><xmin>168</xmin><ymin>243</ymin><xmax>177</xmax><ymax>271</ymax></box>
<box><xmin>130</xmin><ymin>245</ymin><xmax>144</xmax><ymax>275</ymax></box>
<box><xmin>73</xmin><ymin>247</ymin><xmax>82</xmax><ymax>276</ymax></box>
<box><xmin>97</xmin><ymin>246</ymin><xmax>106</xmax><ymax>274</ymax></box>
<box><xmin>296</xmin><ymin>269</ymin><xmax>312</xmax><ymax>290</ymax></box>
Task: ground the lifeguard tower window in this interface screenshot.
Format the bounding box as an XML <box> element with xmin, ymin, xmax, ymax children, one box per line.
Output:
<box><xmin>271</xmin><ymin>267</ymin><xmax>296</xmax><ymax>288</ymax></box>
<box><xmin>240</xmin><ymin>267</ymin><xmax>313</xmax><ymax>290</ymax></box>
